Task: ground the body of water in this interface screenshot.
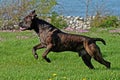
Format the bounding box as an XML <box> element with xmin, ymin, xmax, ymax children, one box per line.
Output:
<box><xmin>55</xmin><ymin>0</ymin><xmax>120</xmax><ymax>17</ymax></box>
<box><xmin>0</xmin><ymin>0</ymin><xmax>120</xmax><ymax>17</ymax></box>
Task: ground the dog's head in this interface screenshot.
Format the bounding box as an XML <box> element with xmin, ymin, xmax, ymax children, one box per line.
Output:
<box><xmin>19</xmin><ymin>10</ymin><xmax>37</xmax><ymax>31</ymax></box>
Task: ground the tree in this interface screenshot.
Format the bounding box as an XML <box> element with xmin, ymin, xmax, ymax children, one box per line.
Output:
<box><xmin>85</xmin><ymin>0</ymin><xmax>91</xmax><ymax>19</ymax></box>
<box><xmin>0</xmin><ymin>0</ymin><xmax>57</xmax><ymax>30</ymax></box>
<box><xmin>90</xmin><ymin>0</ymin><xmax>118</xmax><ymax>28</ymax></box>
<box><xmin>93</xmin><ymin>0</ymin><xmax>110</xmax><ymax>17</ymax></box>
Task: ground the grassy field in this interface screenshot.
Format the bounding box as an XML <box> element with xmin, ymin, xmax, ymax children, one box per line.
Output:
<box><xmin>0</xmin><ymin>28</ymin><xmax>120</xmax><ymax>80</ymax></box>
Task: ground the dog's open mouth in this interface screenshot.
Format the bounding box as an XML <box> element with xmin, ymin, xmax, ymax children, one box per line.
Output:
<box><xmin>20</xmin><ymin>27</ymin><xmax>26</xmax><ymax>31</ymax></box>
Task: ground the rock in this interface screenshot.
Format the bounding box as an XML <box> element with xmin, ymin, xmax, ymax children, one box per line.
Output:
<box><xmin>62</xmin><ymin>16</ymin><xmax>92</xmax><ymax>31</ymax></box>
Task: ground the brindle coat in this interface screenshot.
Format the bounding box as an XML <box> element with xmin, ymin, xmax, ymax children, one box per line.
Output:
<box><xmin>19</xmin><ymin>10</ymin><xmax>110</xmax><ymax>69</ymax></box>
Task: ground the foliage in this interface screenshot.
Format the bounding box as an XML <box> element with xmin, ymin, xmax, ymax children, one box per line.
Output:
<box><xmin>0</xmin><ymin>0</ymin><xmax>57</xmax><ymax>30</ymax></box>
<box><xmin>0</xmin><ymin>28</ymin><xmax>120</xmax><ymax>79</ymax></box>
<box><xmin>91</xmin><ymin>15</ymin><xmax>119</xmax><ymax>28</ymax></box>
<box><xmin>50</xmin><ymin>12</ymin><xmax>67</xmax><ymax>29</ymax></box>
<box><xmin>30</xmin><ymin>0</ymin><xmax>57</xmax><ymax>18</ymax></box>
<box><xmin>0</xmin><ymin>0</ymin><xmax>32</xmax><ymax>30</ymax></box>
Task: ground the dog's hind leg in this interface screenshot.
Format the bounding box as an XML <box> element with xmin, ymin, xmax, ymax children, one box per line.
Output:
<box><xmin>78</xmin><ymin>49</ymin><xmax>94</xmax><ymax>69</ymax></box>
<box><xmin>32</xmin><ymin>43</ymin><xmax>44</xmax><ymax>59</ymax></box>
<box><xmin>81</xmin><ymin>54</ymin><xmax>94</xmax><ymax>69</ymax></box>
<box><xmin>83</xmin><ymin>40</ymin><xmax>110</xmax><ymax>69</ymax></box>
<box><xmin>92</xmin><ymin>45</ymin><xmax>111</xmax><ymax>69</ymax></box>
<box><xmin>42</xmin><ymin>44</ymin><xmax>53</xmax><ymax>63</ymax></box>
<box><xmin>93</xmin><ymin>52</ymin><xmax>111</xmax><ymax>69</ymax></box>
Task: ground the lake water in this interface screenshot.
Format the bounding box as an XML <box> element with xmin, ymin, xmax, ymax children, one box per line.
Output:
<box><xmin>55</xmin><ymin>0</ymin><xmax>120</xmax><ymax>17</ymax></box>
<box><xmin>0</xmin><ymin>0</ymin><xmax>120</xmax><ymax>17</ymax></box>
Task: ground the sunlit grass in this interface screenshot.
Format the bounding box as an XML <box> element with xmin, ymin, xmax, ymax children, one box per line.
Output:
<box><xmin>0</xmin><ymin>28</ymin><xmax>120</xmax><ymax>80</ymax></box>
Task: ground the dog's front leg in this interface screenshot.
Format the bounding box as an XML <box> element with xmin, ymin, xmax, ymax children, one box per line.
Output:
<box><xmin>42</xmin><ymin>44</ymin><xmax>53</xmax><ymax>63</ymax></box>
<box><xmin>32</xmin><ymin>43</ymin><xmax>44</xmax><ymax>59</ymax></box>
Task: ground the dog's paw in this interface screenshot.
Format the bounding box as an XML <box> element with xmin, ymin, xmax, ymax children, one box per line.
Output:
<box><xmin>34</xmin><ymin>54</ymin><xmax>38</xmax><ymax>59</ymax></box>
<box><xmin>46</xmin><ymin>58</ymin><xmax>51</xmax><ymax>63</ymax></box>
<box><xmin>106</xmin><ymin>62</ymin><xmax>111</xmax><ymax>69</ymax></box>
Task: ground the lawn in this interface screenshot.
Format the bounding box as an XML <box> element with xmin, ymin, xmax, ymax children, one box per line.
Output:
<box><xmin>0</xmin><ymin>28</ymin><xmax>120</xmax><ymax>80</ymax></box>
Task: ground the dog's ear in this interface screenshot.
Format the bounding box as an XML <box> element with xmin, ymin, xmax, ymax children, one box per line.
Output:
<box><xmin>31</xmin><ymin>10</ymin><xmax>35</xmax><ymax>14</ymax></box>
<box><xmin>29</xmin><ymin>10</ymin><xmax>37</xmax><ymax>19</ymax></box>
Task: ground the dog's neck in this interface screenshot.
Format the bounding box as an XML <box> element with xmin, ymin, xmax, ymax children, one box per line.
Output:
<box><xmin>32</xmin><ymin>17</ymin><xmax>61</xmax><ymax>34</ymax></box>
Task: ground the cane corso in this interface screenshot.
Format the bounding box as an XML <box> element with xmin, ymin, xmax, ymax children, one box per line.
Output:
<box><xmin>19</xmin><ymin>10</ymin><xmax>110</xmax><ymax>69</ymax></box>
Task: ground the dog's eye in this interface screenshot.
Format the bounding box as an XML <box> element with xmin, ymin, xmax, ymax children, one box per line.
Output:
<box><xmin>28</xmin><ymin>15</ymin><xmax>32</xmax><ymax>18</ymax></box>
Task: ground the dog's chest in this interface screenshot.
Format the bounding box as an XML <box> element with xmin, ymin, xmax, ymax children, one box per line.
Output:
<box><xmin>38</xmin><ymin>30</ymin><xmax>53</xmax><ymax>45</ymax></box>
<box><xmin>39</xmin><ymin>33</ymin><xmax>48</xmax><ymax>44</ymax></box>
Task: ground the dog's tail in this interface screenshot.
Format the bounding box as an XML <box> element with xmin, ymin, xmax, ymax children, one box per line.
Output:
<box><xmin>92</xmin><ymin>38</ymin><xmax>106</xmax><ymax>45</ymax></box>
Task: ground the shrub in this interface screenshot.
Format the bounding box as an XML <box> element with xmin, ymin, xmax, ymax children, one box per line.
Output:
<box><xmin>0</xmin><ymin>0</ymin><xmax>57</xmax><ymax>30</ymax></box>
<box><xmin>0</xmin><ymin>19</ymin><xmax>19</xmax><ymax>30</ymax></box>
<box><xmin>91</xmin><ymin>15</ymin><xmax>119</xmax><ymax>28</ymax></box>
<box><xmin>50</xmin><ymin>12</ymin><xmax>67</xmax><ymax>29</ymax></box>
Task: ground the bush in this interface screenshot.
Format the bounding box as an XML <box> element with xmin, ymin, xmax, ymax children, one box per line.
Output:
<box><xmin>0</xmin><ymin>19</ymin><xmax>19</xmax><ymax>30</ymax></box>
<box><xmin>0</xmin><ymin>0</ymin><xmax>57</xmax><ymax>30</ymax></box>
<box><xmin>91</xmin><ymin>16</ymin><xmax>119</xmax><ymax>28</ymax></box>
<box><xmin>50</xmin><ymin>12</ymin><xmax>67</xmax><ymax>29</ymax></box>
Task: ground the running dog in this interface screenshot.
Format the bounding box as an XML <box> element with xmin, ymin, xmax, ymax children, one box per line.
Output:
<box><xmin>19</xmin><ymin>10</ymin><xmax>110</xmax><ymax>69</ymax></box>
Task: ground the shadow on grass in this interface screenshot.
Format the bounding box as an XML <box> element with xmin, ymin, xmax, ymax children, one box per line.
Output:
<box><xmin>110</xmin><ymin>67</ymin><xmax>120</xmax><ymax>71</ymax></box>
<box><xmin>93</xmin><ymin>67</ymin><xmax>120</xmax><ymax>71</ymax></box>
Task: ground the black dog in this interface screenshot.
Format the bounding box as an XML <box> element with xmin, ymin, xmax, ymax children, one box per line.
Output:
<box><xmin>19</xmin><ymin>10</ymin><xmax>110</xmax><ymax>69</ymax></box>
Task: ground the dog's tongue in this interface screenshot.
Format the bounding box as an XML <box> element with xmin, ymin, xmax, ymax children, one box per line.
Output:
<box><xmin>20</xmin><ymin>27</ymin><xmax>26</xmax><ymax>31</ymax></box>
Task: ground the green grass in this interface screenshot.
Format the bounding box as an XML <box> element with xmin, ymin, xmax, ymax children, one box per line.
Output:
<box><xmin>0</xmin><ymin>28</ymin><xmax>120</xmax><ymax>80</ymax></box>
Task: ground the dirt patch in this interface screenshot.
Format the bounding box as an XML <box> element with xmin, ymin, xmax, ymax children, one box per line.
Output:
<box><xmin>109</xmin><ymin>28</ymin><xmax>120</xmax><ymax>33</ymax></box>
<box><xmin>16</xmin><ymin>36</ymin><xmax>30</xmax><ymax>39</ymax></box>
<box><xmin>0</xmin><ymin>37</ymin><xmax>4</xmax><ymax>41</ymax></box>
<box><xmin>0</xmin><ymin>30</ymin><xmax>20</xmax><ymax>32</ymax></box>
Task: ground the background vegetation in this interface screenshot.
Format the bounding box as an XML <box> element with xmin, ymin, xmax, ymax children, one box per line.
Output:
<box><xmin>0</xmin><ymin>0</ymin><xmax>120</xmax><ymax>30</ymax></box>
<box><xmin>0</xmin><ymin>0</ymin><xmax>64</xmax><ymax>30</ymax></box>
<box><xmin>91</xmin><ymin>15</ymin><xmax>119</xmax><ymax>28</ymax></box>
